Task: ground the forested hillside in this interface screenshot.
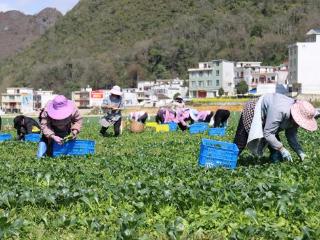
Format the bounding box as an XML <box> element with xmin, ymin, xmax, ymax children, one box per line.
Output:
<box><xmin>0</xmin><ymin>8</ymin><xmax>62</xmax><ymax>60</ymax></box>
<box><xmin>0</xmin><ymin>0</ymin><xmax>320</xmax><ymax>95</ymax></box>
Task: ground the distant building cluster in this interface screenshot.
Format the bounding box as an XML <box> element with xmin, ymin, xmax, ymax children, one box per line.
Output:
<box><xmin>188</xmin><ymin>60</ymin><xmax>289</xmax><ymax>97</ymax></box>
<box><xmin>1</xmin><ymin>28</ymin><xmax>319</xmax><ymax>114</ymax></box>
<box><xmin>1</xmin><ymin>87</ymin><xmax>57</xmax><ymax>114</ymax></box>
<box><xmin>188</xmin><ymin>28</ymin><xmax>320</xmax><ymax>98</ymax></box>
<box><xmin>71</xmin><ymin>78</ymin><xmax>188</xmax><ymax>109</ymax></box>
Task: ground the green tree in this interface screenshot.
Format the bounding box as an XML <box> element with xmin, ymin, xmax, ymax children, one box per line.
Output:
<box><xmin>218</xmin><ymin>87</ymin><xmax>225</xmax><ymax>97</ymax></box>
<box><xmin>235</xmin><ymin>81</ymin><xmax>248</xmax><ymax>95</ymax></box>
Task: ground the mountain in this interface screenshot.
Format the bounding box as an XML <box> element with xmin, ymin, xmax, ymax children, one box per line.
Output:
<box><xmin>0</xmin><ymin>0</ymin><xmax>320</xmax><ymax>96</ymax></box>
<box><xmin>0</xmin><ymin>8</ymin><xmax>62</xmax><ymax>60</ymax></box>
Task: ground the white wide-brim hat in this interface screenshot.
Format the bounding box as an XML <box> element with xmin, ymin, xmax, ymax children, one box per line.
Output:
<box><xmin>110</xmin><ymin>85</ymin><xmax>122</xmax><ymax>96</ymax></box>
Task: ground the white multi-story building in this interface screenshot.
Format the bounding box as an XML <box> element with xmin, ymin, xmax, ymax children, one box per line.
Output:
<box><xmin>235</xmin><ymin>61</ymin><xmax>288</xmax><ymax>95</ymax></box>
<box><xmin>1</xmin><ymin>87</ymin><xmax>34</xmax><ymax>113</ymax></box>
<box><xmin>136</xmin><ymin>79</ymin><xmax>188</xmax><ymax>103</ymax></box>
<box><xmin>34</xmin><ymin>90</ymin><xmax>57</xmax><ymax>110</ymax></box>
<box><xmin>90</xmin><ymin>90</ymin><xmax>107</xmax><ymax>107</ymax></box>
<box><xmin>288</xmin><ymin>28</ymin><xmax>320</xmax><ymax>94</ymax></box>
<box><xmin>122</xmin><ymin>88</ymin><xmax>139</xmax><ymax>106</ymax></box>
<box><xmin>153</xmin><ymin>78</ymin><xmax>188</xmax><ymax>99</ymax></box>
<box><xmin>188</xmin><ymin>59</ymin><xmax>235</xmax><ymax>97</ymax></box>
<box><xmin>71</xmin><ymin>87</ymin><xmax>92</xmax><ymax>109</ymax></box>
<box><xmin>72</xmin><ymin>87</ymin><xmax>108</xmax><ymax>108</ymax></box>
<box><xmin>136</xmin><ymin>81</ymin><xmax>155</xmax><ymax>101</ymax></box>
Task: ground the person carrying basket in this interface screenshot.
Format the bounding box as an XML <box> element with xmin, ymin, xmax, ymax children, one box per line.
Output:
<box><xmin>100</xmin><ymin>85</ymin><xmax>124</xmax><ymax>137</ymax></box>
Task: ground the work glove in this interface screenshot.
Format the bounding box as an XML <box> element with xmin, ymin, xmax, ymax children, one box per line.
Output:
<box><xmin>51</xmin><ymin>135</ymin><xmax>63</xmax><ymax>145</ymax></box>
<box><xmin>298</xmin><ymin>151</ymin><xmax>307</xmax><ymax>161</ymax></box>
<box><xmin>71</xmin><ymin>130</ymin><xmax>78</xmax><ymax>139</ymax></box>
<box><xmin>280</xmin><ymin>148</ymin><xmax>293</xmax><ymax>162</ymax></box>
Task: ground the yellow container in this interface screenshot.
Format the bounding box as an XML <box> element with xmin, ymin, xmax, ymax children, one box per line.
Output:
<box><xmin>155</xmin><ymin>124</ymin><xmax>170</xmax><ymax>132</ymax></box>
<box><xmin>146</xmin><ymin>122</ymin><xmax>158</xmax><ymax>128</ymax></box>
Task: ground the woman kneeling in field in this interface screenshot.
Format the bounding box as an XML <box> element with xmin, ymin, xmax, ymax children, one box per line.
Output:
<box><xmin>155</xmin><ymin>107</ymin><xmax>176</xmax><ymax>124</ymax></box>
<box><xmin>39</xmin><ymin>95</ymin><xmax>83</xmax><ymax>157</ymax></box>
<box><xmin>234</xmin><ymin>93</ymin><xmax>318</xmax><ymax>162</ymax></box>
<box><xmin>13</xmin><ymin>115</ymin><xmax>41</xmax><ymax>140</ymax></box>
<box><xmin>176</xmin><ymin>108</ymin><xmax>231</xmax><ymax>131</ymax></box>
<box><xmin>100</xmin><ymin>85</ymin><xmax>124</xmax><ymax>137</ymax></box>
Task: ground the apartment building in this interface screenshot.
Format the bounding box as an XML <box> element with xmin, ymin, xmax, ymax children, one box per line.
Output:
<box><xmin>188</xmin><ymin>60</ymin><xmax>235</xmax><ymax>98</ymax></box>
<box><xmin>1</xmin><ymin>87</ymin><xmax>34</xmax><ymax>113</ymax></box>
<box><xmin>288</xmin><ymin>28</ymin><xmax>320</xmax><ymax>94</ymax></box>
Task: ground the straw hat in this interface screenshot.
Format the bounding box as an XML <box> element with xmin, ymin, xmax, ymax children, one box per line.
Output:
<box><xmin>47</xmin><ymin>95</ymin><xmax>75</xmax><ymax>120</ymax></box>
<box><xmin>110</xmin><ymin>85</ymin><xmax>122</xmax><ymax>96</ymax></box>
<box><xmin>291</xmin><ymin>100</ymin><xmax>318</xmax><ymax>132</ymax></box>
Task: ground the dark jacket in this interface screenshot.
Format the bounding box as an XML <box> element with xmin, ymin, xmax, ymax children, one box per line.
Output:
<box><xmin>214</xmin><ymin>109</ymin><xmax>230</xmax><ymax>128</ymax></box>
<box><xmin>13</xmin><ymin>115</ymin><xmax>41</xmax><ymax>140</ymax></box>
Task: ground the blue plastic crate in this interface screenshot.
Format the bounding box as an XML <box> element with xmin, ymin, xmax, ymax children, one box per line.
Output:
<box><xmin>0</xmin><ymin>133</ymin><xmax>12</xmax><ymax>142</ymax></box>
<box><xmin>198</xmin><ymin>139</ymin><xmax>239</xmax><ymax>169</ymax></box>
<box><xmin>208</xmin><ymin>127</ymin><xmax>226</xmax><ymax>136</ymax></box>
<box><xmin>53</xmin><ymin>140</ymin><xmax>95</xmax><ymax>157</ymax></box>
<box><xmin>189</xmin><ymin>123</ymin><xmax>208</xmax><ymax>134</ymax></box>
<box><xmin>192</xmin><ymin>122</ymin><xmax>208</xmax><ymax>126</ymax></box>
<box><xmin>25</xmin><ymin>133</ymin><xmax>41</xmax><ymax>142</ymax></box>
<box><xmin>167</xmin><ymin>122</ymin><xmax>178</xmax><ymax>131</ymax></box>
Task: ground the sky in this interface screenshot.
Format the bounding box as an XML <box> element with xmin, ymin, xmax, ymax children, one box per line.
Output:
<box><xmin>0</xmin><ymin>0</ymin><xmax>80</xmax><ymax>15</ymax></box>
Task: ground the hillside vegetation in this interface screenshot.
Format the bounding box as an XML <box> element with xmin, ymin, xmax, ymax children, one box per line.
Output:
<box><xmin>0</xmin><ymin>8</ymin><xmax>62</xmax><ymax>61</ymax></box>
<box><xmin>0</xmin><ymin>0</ymin><xmax>320</xmax><ymax>95</ymax></box>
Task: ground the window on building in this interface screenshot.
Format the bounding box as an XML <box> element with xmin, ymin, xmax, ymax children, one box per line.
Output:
<box><xmin>216</xmin><ymin>62</ymin><xmax>219</xmax><ymax>67</ymax></box>
<box><xmin>199</xmin><ymin>71</ymin><xmax>203</xmax><ymax>77</ymax></box>
<box><xmin>192</xmin><ymin>81</ymin><xmax>196</xmax><ymax>87</ymax></box>
<box><xmin>271</xmin><ymin>76</ymin><xmax>275</xmax><ymax>80</ymax></box>
<box><xmin>216</xmin><ymin>80</ymin><xmax>220</xmax><ymax>86</ymax></box>
<box><xmin>207</xmin><ymin>80</ymin><xmax>212</xmax><ymax>86</ymax></box>
<box><xmin>199</xmin><ymin>81</ymin><xmax>204</xmax><ymax>87</ymax></box>
<box><xmin>204</xmin><ymin>63</ymin><xmax>207</xmax><ymax>68</ymax></box>
<box><xmin>216</xmin><ymin>70</ymin><xmax>220</xmax><ymax>76</ymax></box>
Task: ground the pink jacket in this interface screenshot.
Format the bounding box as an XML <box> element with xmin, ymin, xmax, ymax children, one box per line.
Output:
<box><xmin>40</xmin><ymin>106</ymin><xmax>83</xmax><ymax>138</ymax></box>
<box><xmin>197</xmin><ymin>111</ymin><xmax>211</xmax><ymax>121</ymax></box>
<box><xmin>129</xmin><ymin>111</ymin><xmax>146</xmax><ymax>120</ymax></box>
<box><xmin>164</xmin><ymin>109</ymin><xmax>178</xmax><ymax>123</ymax></box>
<box><xmin>189</xmin><ymin>110</ymin><xmax>211</xmax><ymax>122</ymax></box>
<box><xmin>176</xmin><ymin>108</ymin><xmax>191</xmax><ymax>126</ymax></box>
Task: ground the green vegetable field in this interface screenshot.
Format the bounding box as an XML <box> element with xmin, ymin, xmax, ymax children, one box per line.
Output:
<box><xmin>0</xmin><ymin>114</ymin><xmax>320</xmax><ymax>239</ymax></box>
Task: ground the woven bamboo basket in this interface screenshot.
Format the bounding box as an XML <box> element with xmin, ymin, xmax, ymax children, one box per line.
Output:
<box><xmin>130</xmin><ymin>120</ymin><xmax>145</xmax><ymax>133</ymax></box>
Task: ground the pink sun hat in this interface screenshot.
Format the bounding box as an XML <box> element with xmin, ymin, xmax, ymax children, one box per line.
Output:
<box><xmin>109</xmin><ymin>85</ymin><xmax>122</xmax><ymax>96</ymax></box>
<box><xmin>47</xmin><ymin>95</ymin><xmax>75</xmax><ymax>120</ymax></box>
<box><xmin>291</xmin><ymin>100</ymin><xmax>318</xmax><ymax>132</ymax></box>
